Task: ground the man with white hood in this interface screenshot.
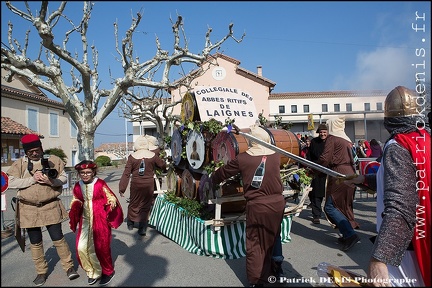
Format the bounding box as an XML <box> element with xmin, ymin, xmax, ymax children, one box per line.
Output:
<box><xmin>210</xmin><ymin>125</ymin><xmax>285</xmax><ymax>287</ymax></box>
<box><xmin>317</xmin><ymin>116</ymin><xmax>359</xmax><ymax>251</ymax></box>
<box><xmin>119</xmin><ymin>135</ymin><xmax>166</xmax><ymax>236</ymax></box>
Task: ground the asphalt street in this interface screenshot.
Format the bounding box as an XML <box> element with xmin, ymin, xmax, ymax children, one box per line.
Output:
<box><xmin>1</xmin><ymin>167</ymin><xmax>378</xmax><ymax>287</ymax></box>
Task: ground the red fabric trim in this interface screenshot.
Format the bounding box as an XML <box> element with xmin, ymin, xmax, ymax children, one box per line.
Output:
<box><xmin>395</xmin><ymin>130</ymin><xmax>431</xmax><ymax>286</ymax></box>
<box><xmin>74</xmin><ymin>162</ymin><xmax>97</xmax><ymax>170</ymax></box>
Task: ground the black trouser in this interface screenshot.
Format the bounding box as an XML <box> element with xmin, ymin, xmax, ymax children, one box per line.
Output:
<box><xmin>310</xmin><ymin>196</ymin><xmax>324</xmax><ymax>219</ymax></box>
<box><xmin>27</xmin><ymin>223</ymin><xmax>64</xmax><ymax>244</ymax></box>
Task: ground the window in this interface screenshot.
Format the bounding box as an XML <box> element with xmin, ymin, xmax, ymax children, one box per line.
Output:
<box><xmin>27</xmin><ymin>107</ymin><xmax>39</xmax><ymax>132</ymax></box>
<box><xmin>291</xmin><ymin>105</ymin><xmax>297</xmax><ymax>113</ymax></box>
<box><xmin>334</xmin><ymin>104</ymin><xmax>340</xmax><ymax>112</ymax></box>
<box><xmin>346</xmin><ymin>103</ymin><xmax>352</xmax><ymax>112</ymax></box>
<box><xmin>322</xmin><ymin>104</ymin><xmax>328</xmax><ymax>112</ymax></box>
<box><xmin>377</xmin><ymin>102</ymin><xmax>383</xmax><ymax>111</ymax></box>
<box><xmin>364</xmin><ymin>103</ymin><xmax>371</xmax><ymax>111</ymax></box>
<box><xmin>303</xmin><ymin>105</ymin><xmax>309</xmax><ymax>113</ymax></box>
<box><xmin>49</xmin><ymin>111</ymin><xmax>59</xmax><ymax>137</ymax></box>
<box><xmin>279</xmin><ymin>105</ymin><xmax>285</xmax><ymax>113</ymax></box>
<box><xmin>71</xmin><ymin>119</ymin><xmax>78</xmax><ymax>138</ymax></box>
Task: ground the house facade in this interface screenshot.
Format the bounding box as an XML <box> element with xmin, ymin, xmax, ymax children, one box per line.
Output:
<box><xmin>1</xmin><ymin>69</ymin><xmax>79</xmax><ymax>170</ymax></box>
<box><xmin>269</xmin><ymin>90</ymin><xmax>389</xmax><ymax>143</ymax></box>
<box><xmin>133</xmin><ymin>53</ymin><xmax>277</xmax><ymax>145</ymax></box>
<box><xmin>141</xmin><ymin>53</ymin><xmax>390</xmax><ymax>146</ymax></box>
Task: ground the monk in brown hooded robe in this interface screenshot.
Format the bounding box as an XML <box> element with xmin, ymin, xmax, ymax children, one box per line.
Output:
<box><xmin>211</xmin><ymin>125</ymin><xmax>285</xmax><ymax>286</ymax></box>
<box><xmin>318</xmin><ymin>116</ymin><xmax>360</xmax><ymax>251</ymax></box>
<box><xmin>119</xmin><ymin>135</ymin><xmax>166</xmax><ymax>236</ymax></box>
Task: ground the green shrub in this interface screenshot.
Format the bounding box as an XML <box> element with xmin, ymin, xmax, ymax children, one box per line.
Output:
<box><xmin>111</xmin><ymin>160</ymin><xmax>121</xmax><ymax>168</ymax></box>
<box><xmin>163</xmin><ymin>191</ymin><xmax>203</xmax><ymax>218</ymax></box>
<box><xmin>44</xmin><ymin>148</ymin><xmax>68</xmax><ymax>164</ymax></box>
<box><xmin>95</xmin><ymin>155</ymin><xmax>112</xmax><ymax>167</ymax></box>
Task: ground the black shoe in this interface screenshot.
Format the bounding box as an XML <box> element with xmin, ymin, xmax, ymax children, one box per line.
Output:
<box><xmin>127</xmin><ymin>219</ymin><xmax>134</xmax><ymax>230</ymax></box>
<box><xmin>341</xmin><ymin>234</ymin><xmax>360</xmax><ymax>251</ymax></box>
<box><xmin>312</xmin><ymin>218</ymin><xmax>320</xmax><ymax>224</ymax></box>
<box><xmin>138</xmin><ymin>222</ymin><xmax>147</xmax><ymax>236</ymax></box>
<box><xmin>99</xmin><ymin>272</ymin><xmax>115</xmax><ymax>286</ymax></box>
<box><xmin>67</xmin><ymin>267</ymin><xmax>80</xmax><ymax>280</ymax></box>
<box><xmin>33</xmin><ymin>274</ymin><xmax>47</xmax><ymax>287</ymax></box>
<box><xmin>88</xmin><ymin>277</ymin><xmax>100</xmax><ymax>285</ymax></box>
<box><xmin>272</xmin><ymin>260</ymin><xmax>285</xmax><ymax>280</ymax></box>
<box><xmin>338</xmin><ymin>236</ymin><xmax>346</xmax><ymax>244</ymax></box>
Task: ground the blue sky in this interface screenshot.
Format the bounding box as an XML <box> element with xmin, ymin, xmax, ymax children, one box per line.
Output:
<box><xmin>2</xmin><ymin>1</ymin><xmax>430</xmax><ymax>147</ymax></box>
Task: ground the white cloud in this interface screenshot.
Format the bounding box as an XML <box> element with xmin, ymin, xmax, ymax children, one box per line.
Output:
<box><xmin>344</xmin><ymin>47</ymin><xmax>415</xmax><ymax>91</ymax></box>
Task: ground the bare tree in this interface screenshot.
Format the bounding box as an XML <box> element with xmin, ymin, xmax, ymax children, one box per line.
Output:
<box><xmin>1</xmin><ymin>1</ymin><xmax>245</xmax><ymax>160</ymax></box>
<box><xmin>119</xmin><ymin>87</ymin><xmax>177</xmax><ymax>143</ymax></box>
<box><xmin>119</xmin><ymin>53</ymin><xmax>221</xmax><ymax>149</ymax></box>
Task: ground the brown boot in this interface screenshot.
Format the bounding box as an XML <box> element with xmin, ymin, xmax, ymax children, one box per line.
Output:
<box><xmin>53</xmin><ymin>238</ymin><xmax>78</xmax><ymax>279</ymax></box>
<box><xmin>30</xmin><ymin>242</ymin><xmax>48</xmax><ymax>286</ymax></box>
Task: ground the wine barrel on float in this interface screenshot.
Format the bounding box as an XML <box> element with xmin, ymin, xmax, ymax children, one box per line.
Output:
<box><xmin>180</xmin><ymin>169</ymin><xmax>201</xmax><ymax>200</ymax></box>
<box><xmin>219</xmin><ymin>179</ymin><xmax>246</xmax><ymax>214</ymax></box>
<box><xmin>166</xmin><ymin>167</ymin><xmax>182</xmax><ymax>196</ymax></box>
<box><xmin>181</xmin><ymin>92</ymin><xmax>200</xmax><ymax>122</ymax></box>
<box><xmin>171</xmin><ymin>128</ymin><xmax>187</xmax><ymax>169</ymax></box>
<box><xmin>198</xmin><ymin>174</ymin><xmax>246</xmax><ymax>214</ymax></box>
<box><xmin>198</xmin><ymin>173</ymin><xmax>215</xmax><ymax>212</ymax></box>
<box><xmin>185</xmin><ymin>129</ymin><xmax>211</xmax><ymax>171</ymax></box>
<box><xmin>211</xmin><ymin>128</ymin><xmax>251</xmax><ymax>165</ymax></box>
<box><xmin>261</xmin><ymin>127</ymin><xmax>301</xmax><ymax>167</ymax></box>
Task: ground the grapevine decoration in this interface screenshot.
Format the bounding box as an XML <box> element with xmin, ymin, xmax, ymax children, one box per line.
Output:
<box><xmin>280</xmin><ymin>164</ymin><xmax>312</xmax><ymax>190</ymax></box>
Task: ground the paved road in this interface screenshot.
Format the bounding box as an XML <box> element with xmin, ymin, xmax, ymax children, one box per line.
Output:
<box><xmin>1</xmin><ymin>167</ymin><xmax>377</xmax><ymax>287</ymax></box>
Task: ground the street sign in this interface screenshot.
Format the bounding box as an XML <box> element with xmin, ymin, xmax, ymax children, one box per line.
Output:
<box><xmin>1</xmin><ymin>171</ymin><xmax>9</xmax><ymax>193</ymax></box>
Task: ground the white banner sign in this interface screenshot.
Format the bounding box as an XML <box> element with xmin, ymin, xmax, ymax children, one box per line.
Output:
<box><xmin>193</xmin><ymin>86</ymin><xmax>258</xmax><ymax>128</ymax></box>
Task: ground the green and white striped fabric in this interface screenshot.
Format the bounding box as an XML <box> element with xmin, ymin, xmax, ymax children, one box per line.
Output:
<box><xmin>149</xmin><ymin>195</ymin><xmax>292</xmax><ymax>259</ymax></box>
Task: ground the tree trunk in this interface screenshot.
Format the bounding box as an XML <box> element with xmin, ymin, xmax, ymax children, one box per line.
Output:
<box><xmin>77</xmin><ymin>130</ymin><xmax>96</xmax><ymax>161</ymax></box>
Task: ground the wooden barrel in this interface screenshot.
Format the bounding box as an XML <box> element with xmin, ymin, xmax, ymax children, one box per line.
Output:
<box><xmin>221</xmin><ymin>199</ymin><xmax>246</xmax><ymax>214</ymax></box>
<box><xmin>171</xmin><ymin>128</ymin><xmax>187</xmax><ymax>169</ymax></box>
<box><xmin>216</xmin><ymin>178</ymin><xmax>246</xmax><ymax>214</ymax></box>
<box><xmin>215</xmin><ymin>178</ymin><xmax>244</xmax><ymax>198</ymax></box>
<box><xmin>180</xmin><ymin>169</ymin><xmax>200</xmax><ymax>200</ymax></box>
<box><xmin>211</xmin><ymin>128</ymin><xmax>250</xmax><ymax>165</ymax></box>
<box><xmin>181</xmin><ymin>92</ymin><xmax>200</xmax><ymax>122</ymax></box>
<box><xmin>262</xmin><ymin>127</ymin><xmax>301</xmax><ymax>167</ymax></box>
<box><xmin>220</xmin><ymin>181</ymin><xmax>246</xmax><ymax>214</ymax></box>
<box><xmin>166</xmin><ymin>167</ymin><xmax>182</xmax><ymax>196</ymax></box>
<box><xmin>198</xmin><ymin>173</ymin><xmax>216</xmax><ymax>213</ymax></box>
<box><xmin>185</xmin><ymin>130</ymin><xmax>211</xmax><ymax>171</ymax></box>
<box><xmin>198</xmin><ymin>173</ymin><xmax>214</xmax><ymax>204</ymax></box>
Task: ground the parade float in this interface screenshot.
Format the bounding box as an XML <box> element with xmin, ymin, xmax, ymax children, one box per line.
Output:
<box><xmin>148</xmin><ymin>86</ymin><xmax>316</xmax><ymax>259</ymax></box>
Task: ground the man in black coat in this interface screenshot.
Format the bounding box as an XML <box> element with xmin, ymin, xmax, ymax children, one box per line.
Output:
<box><xmin>307</xmin><ymin>124</ymin><xmax>328</xmax><ymax>224</ymax></box>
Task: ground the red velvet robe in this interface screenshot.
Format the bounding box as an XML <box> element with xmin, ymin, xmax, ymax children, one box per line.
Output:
<box><xmin>69</xmin><ymin>178</ymin><xmax>123</xmax><ymax>279</ymax></box>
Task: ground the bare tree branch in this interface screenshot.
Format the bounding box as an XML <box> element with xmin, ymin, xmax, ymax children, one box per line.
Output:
<box><xmin>1</xmin><ymin>1</ymin><xmax>245</xmax><ymax>160</ymax></box>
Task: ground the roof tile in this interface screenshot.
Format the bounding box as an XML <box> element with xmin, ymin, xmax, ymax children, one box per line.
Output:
<box><xmin>1</xmin><ymin>117</ymin><xmax>44</xmax><ymax>138</ymax></box>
